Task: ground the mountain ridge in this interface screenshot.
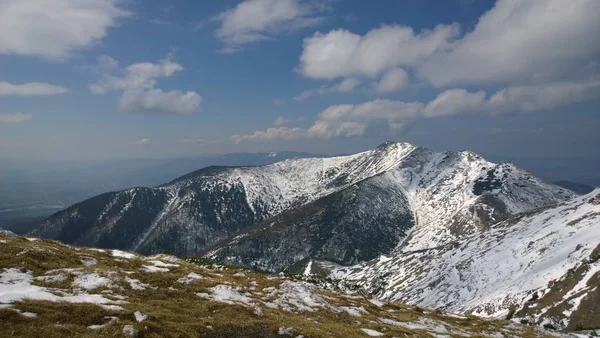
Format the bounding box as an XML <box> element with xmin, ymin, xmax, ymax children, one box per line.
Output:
<box><xmin>30</xmin><ymin>141</ymin><xmax>574</xmax><ymax>262</ymax></box>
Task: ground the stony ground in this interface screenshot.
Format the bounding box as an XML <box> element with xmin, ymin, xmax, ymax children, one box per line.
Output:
<box><xmin>0</xmin><ymin>234</ymin><xmax>578</xmax><ymax>338</ymax></box>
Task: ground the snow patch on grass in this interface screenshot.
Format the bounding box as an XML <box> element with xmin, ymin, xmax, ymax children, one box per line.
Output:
<box><xmin>197</xmin><ymin>285</ymin><xmax>254</xmax><ymax>306</ymax></box>
<box><xmin>111</xmin><ymin>250</ymin><xmax>136</xmax><ymax>259</ymax></box>
<box><xmin>177</xmin><ymin>272</ymin><xmax>203</xmax><ymax>284</ymax></box>
<box><xmin>134</xmin><ymin>311</ymin><xmax>148</xmax><ymax>322</ymax></box>
<box><xmin>0</xmin><ymin>268</ymin><xmax>118</xmax><ymax>306</ymax></box>
<box><xmin>361</xmin><ymin>328</ymin><xmax>384</xmax><ymax>336</ymax></box>
<box><xmin>72</xmin><ymin>272</ymin><xmax>112</xmax><ymax>291</ymax></box>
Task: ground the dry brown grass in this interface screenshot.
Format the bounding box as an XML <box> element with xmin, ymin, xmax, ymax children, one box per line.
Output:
<box><xmin>0</xmin><ymin>234</ymin><xmax>565</xmax><ymax>337</ymax></box>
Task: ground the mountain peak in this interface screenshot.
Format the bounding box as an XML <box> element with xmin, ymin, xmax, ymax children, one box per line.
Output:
<box><xmin>375</xmin><ymin>141</ymin><xmax>413</xmax><ymax>150</ymax></box>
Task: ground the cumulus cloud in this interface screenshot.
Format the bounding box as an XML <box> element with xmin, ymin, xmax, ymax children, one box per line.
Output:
<box><xmin>0</xmin><ymin>0</ymin><xmax>130</xmax><ymax>59</ymax></box>
<box><xmin>298</xmin><ymin>24</ymin><xmax>458</xmax><ymax>79</ymax></box>
<box><xmin>233</xmin><ymin>99</ymin><xmax>422</xmax><ymax>142</ymax></box>
<box><xmin>215</xmin><ymin>0</ymin><xmax>326</xmax><ymax>53</ymax></box>
<box><xmin>425</xmin><ymin>79</ymin><xmax>600</xmax><ymax>117</ymax></box>
<box><xmin>118</xmin><ymin>89</ymin><xmax>202</xmax><ymax>115</ymax></box>
<box><xmin>234</xmin><ymin>78</ymin><xmax>600</xmax><ymax>141</ymax></box>
<box><xmin>0</xmin><ymin>82</ymin><xmax>68</xmax><ymax>96</ymax></box>
<box><xmin>89</xmin><ymin>55</ymin><xmax>202</xmax><ymax>115</ymax></box>
<box><xmin>375</xmin><ymin>68</ymin><xmax>409</xmax><ymax>93</ymax></box>
<box><xmin>418</xmin><ymin>0</ymin><xmax>600</xmax><ymax>86</ymax></box>
<box><xmin>296</xmin><ymin>0</ymin><xmax>600</xmax><ymax>90</ymax></box>
<box><xmin>135</xmin><ymin>138</ymin><xmax>150</xmax><ymax>146</ymax></box>
<box><xmin>423</xmin><ymin>89</ymin><xmax>486</xmax><ymax>117</ymax></box>
<box><xmin>0</xmin><ymin>113</ymin><xmax>32</xmax><ymax>123</ymax></box>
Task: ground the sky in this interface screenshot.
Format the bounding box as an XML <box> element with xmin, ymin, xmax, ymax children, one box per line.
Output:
<box><xmin>0</xmin><ymin>0</ymin><xmax>599</xmax><ymax>162</ymax></box>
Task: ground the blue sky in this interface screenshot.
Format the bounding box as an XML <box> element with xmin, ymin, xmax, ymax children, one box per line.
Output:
<box><xmin>0</xmin><ymin>0</ymin><xmax>599</xmax><ymax>161</ymax></box>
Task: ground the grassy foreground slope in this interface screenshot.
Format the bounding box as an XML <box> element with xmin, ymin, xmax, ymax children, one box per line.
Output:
<box><xmin>0</xmin><ymin>234</ymin><xmax>570</xmax><ymax>338</ymax></box>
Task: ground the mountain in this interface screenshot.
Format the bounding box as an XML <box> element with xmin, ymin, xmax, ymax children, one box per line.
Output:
<box><xmin>0</xmin><ymin>151</ymin><xmax>321</xmax><ymax>232</ymax></box>
<box><xmin>30</xmin><ymin>143</ymin><xmax>416</xmax><ymax>255</ymax></box>
<box><xmin>32</xmin><ymin>142</ymin><xmax>573</xmax><ymax>268</ymax></box>
<box><xmin>0</xmin><ymin>227</ymin><xmax>15</xmax><ymax>236</ymax></box>
<box><xmin>319</xmin><ymin>188</ymin><xmax>600</xmax><ymax>332</ymax></box>
<box><xmin>205</xmin><ymin>146</ymin><xmax>574</xmax><ymax>271</ymax></box>
<box><xmin>0</xmin><ymin>233</ymin><xmax>566</xmax><ymax>338</ymax></box>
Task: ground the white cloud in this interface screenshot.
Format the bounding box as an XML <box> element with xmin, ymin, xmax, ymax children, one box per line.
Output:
<box><xmin>234</xmin><ymin>78</ymin><xmax>600</xmax><ymax>141</ymax></box>
<box><xmin>298</xmin><ymin>24</ymin><xmax>458</xmax><ymax>79</ymax></box>
<box><xmin>135</xmin><ymin>138</ymin><xmax>150</xmax><ymax>146</ymax></box>
<box><xmin>231</xmin><ymin>126</ymin><xmax>306</xmax><ymax>143</ymax></box>
<box><xmin>0</xmin><ymin>82</ymin><xmax>68</xmax><ymax>96</ymax></box>
<box><xmin>375</xmin><ymin>68</ymin><xmax>409</xmax><ymax>93</ymax></box>
<box><xmin>233</xmin><ymin>99</ymin><xmax>423</xmax><ymax>142</ymax></box>
<box><xmin>89</xmin><ymin>55</ymin><xmax>202</xmax><ymax>115</ymax></box>
<box><xmin>423</xmin><ymin>89</ymin><xmax>486</xmax><ymax>117</ymax></box>
<box><xmin>118</xmin><ymin>89</ymin><xmax>202</xmax><ymax>115</ymax></box>
<box><xmin>335</xmin><ymin>78</ymin><xmax>360</xmax><ymax>93</ymax></box>
<box><xmin>273</xmin><ymin>116</ymin><xmax>303</xmax><ymax>126</ymax></box>
<box><xmin>90</xmin><ymin>56</ymin><xmax>184</xmax><ymax>94</ymax></box>
<box><xmin>425</xmin><ymin>79</ymin><xmax>600</xmax><ymax>117</ymax></box>
<box><xmin>215</xmin><ymin>0</ymin><xmax>326</xmax><ymax>53</ymax></box>
<box><xmin>0</xmin><ymin>0</ymin><xmax>130</xmax><ymax>59</ymax></box>
<box><xmin>0</xmin><ymin>113</ymin><xmax>32</xmax><ymax>123</ymax></box>
<box><xmin>293</xmin><ymin>78</ymin><xmax>361</xmax><ymax>101</ymax></box>
<box><xmin>306</xmin><ymin>100</ymin><xmax>422</xmax><ymax>138</ymax></box>
<box><xmin>297</xmin><ymin>0</ymin><xmax>600</xmax><ymax>90</ymax></box>
<box><xmin>417</xmin><ymin>0</ymin><xmax>600</xmax><ymax>86</ymax></box>
<box><xmin>293</xmin><ymin>85</ymin><xmax>328</xmax><ymax>101</ymax></box>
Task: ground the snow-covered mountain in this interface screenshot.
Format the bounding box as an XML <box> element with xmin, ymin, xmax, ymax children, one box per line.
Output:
<box><xmin>30</xmin><ymin>142</ymin><xmax>417</xmax><ymax>255</ymax></box>
<box><xmin>206</xmin><ymin>145</ymin><xmax>574</xmax><ymax>270</ymax></box>
<box><xmin>320</xmin><ymin>188</ymin><xmax>600</xmax><ymax>331</ymax></box>
<box><xmin>0</xmin><ymin>227</ymin><xmax>15</xmax><ymax>236</ymax></box>
<box><xmin>31</xmin><ymin>142</ymin><xmax>574</xmax><ymax>266</ymax></box>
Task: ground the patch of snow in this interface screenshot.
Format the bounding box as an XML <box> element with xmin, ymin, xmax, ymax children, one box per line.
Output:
<box><xmin>177</xmin><ymin>272</ymin><xmax>203</xmax><ymax>284</ymax></box>
<box><xmin>142</xmin><ymin>265</ymin><xmax>170</xmax><ymax>273</ymax></box>
<box><xmin>339</xmin><ymin>306</ymin><xmax>367</xmax><ymax>317</ymax></box>
<box><xmin>72</xmin><ymin>272</ymin><xmax>112</xmax><ymax>291</ymax></box>
<box><xmin>303</xmin><ymin>260</ymin><xmax>312</xmax><ymax>276</ymax></box>
<box><xmin>146</xmin><ymin>259</ymin><xmax>178</xmax><ymax>268</ymax></box>
<box><xmin>21</xmin><ymin>311</ymin><xmax>37</xmax><ymax>318</ymax></box>
<box><xmin>278</xmin><ymin>327</ymin><xmax>294</xmax><ymax>335</ymax></box>
<box><xmin>35</xmin><ymin>273</ymin><xmax>67</xmax><ymax>283</ymax></box>
<box><xmin>111</xmin><ymin>250</ymin><xmax>136</xmax><ymax>259</ymax></box>
<box><xmin>369</xmin><ymin>298</ymin><xmax>384</xmax><ymax>307</ymax></box>
<box><xmin>266</xmin><ymin>281</ymin><xmax>326</xmax><ymax>312</ymax></box>
<box><xmin>100</xmin><ymin>304</ymin><xmax>126</xmax><ymax>311</ymax></box>
<box><xmin>125</xmin><ymin>277</ymin><xmax>150</xmax><ymax>290</ymax></box>
<box><xmin>0</xmin><ymin>268</ymin><xmax>118</xmax><ymax>306</ymax></box>
<box><xmin>361</xmin><ymin>328</ymin><xmax>384</xmax><ymax>336</ymax></box>
<box><xmin>254</xmin><ymin>306</ymin><xmax>264</xmax><ymax>316</ymax></box>
<box><xmin>134</xmin><ymin>311</ymin><xmax>147</xmax><ymax>322</ymax></box>
<box><xmin>197</xmin><ymin>285</ymin><xmax>254</xmax><ymax>306</ymax></box>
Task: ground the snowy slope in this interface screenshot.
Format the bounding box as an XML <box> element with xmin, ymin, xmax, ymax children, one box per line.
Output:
<box><xmin>204</xmin><ymin>146</ymin><xmax>574</xmax><ymax>272</ymax></box>
<box><xmin>330</xmin><ymin>189</ymin><xmax>600</xmax><ymax>330</ymax></box>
